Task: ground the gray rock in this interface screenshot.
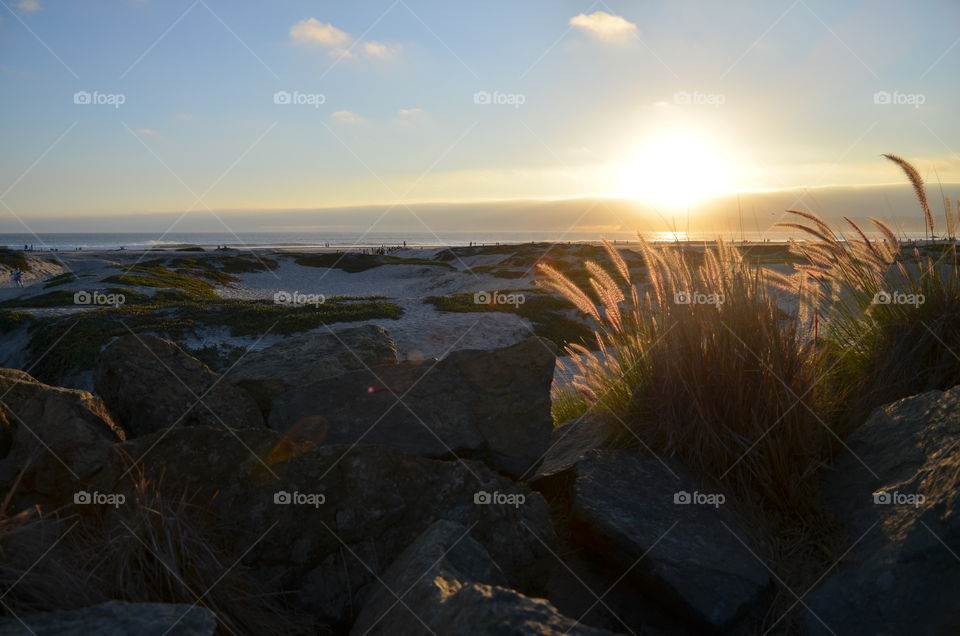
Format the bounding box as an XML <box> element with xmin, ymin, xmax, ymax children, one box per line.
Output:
<box><xmin>531</xmin><ymin>415</ymin><xmax>618</xmax><ymax>487</ymax></box>
<box><xmin>0</xmin><ymin>368</ymin><xmax>124</xmax><ymax>503</ymax></box>
<box><xmin>805</xmin><ymin>386</ymin><xmax>960</xmax><ymax>636</ymax></box>
<box><xmin>351</xmin><ymin>519</ymin><xmax>616</xmax><ymax>636</ymax></box>
<box><xmin>93</xmin><ymin>426</ymin><xmax>557</xmax><ymax>628</ymax></box>
<box><xmin>0</xmin><ymin>601</ymin><xmax>216</xmax><ymax>635</ymax></box>
<box><xmin>268</xmin><ymin>337</ymin><xmax>556</xmax><ymax>476</ymax></box>
<box><xmin>571</xmin><ymin>449</ymin><xmax>770</xmax><ymax>631</ymax></box>
<box><xmin>226</xmin><ymin>325</ymin><xmax>398</xmax><ymax>415</ymax></box>
<box><xmin>94</xmin><ymin>335</ymin><xmax>264</xmax><ymax>437</ymax></box>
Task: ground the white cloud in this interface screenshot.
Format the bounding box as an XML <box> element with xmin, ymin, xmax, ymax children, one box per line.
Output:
<box><xmin>289</xmin><ymin>18</ymin><xmax>399</xmax><ymax>62</ymax></box>
<box><xmin>290</xmin><ymin>18</ymin><xmax>351</xmax><ymax>48</ymax></box>
<box><xmin>176</xmin><ymin>113</ymin><xmax>192</xmax><ymax>121</ymax></box>
<box><xmin>569</xmin><ymin>11</ymin><xmax>637</xmax><ymax>42</ymax></box>
<box><xmin>16</xmin><ymin>0</ymin><xmax>41</xmax><ymax>14</ymax></box>
<box><xmin>135</xmin><ymin>128</ymin><xmax>160</xmax><ymax>137</ymax></box>
<box><xmin>331</xmin><ymin>110</ymin><xmax>363</xmax><ymax>125</ymax></box>
<box><xmin>395</xmin><ymin>107</ymin><xmax>428</xmax><ymax>127</ymax></box>
<box><xmin>362</xmin><ymin>41</ymin><xmax>402</xmax><ymax>61</ymax></box>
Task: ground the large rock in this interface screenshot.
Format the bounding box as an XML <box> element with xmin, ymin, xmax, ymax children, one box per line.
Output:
<box><xmin>226</xmin><ymin>325</ymin><xmax>398</xmax><ymax>415</ymax></box>
<box><xmin>806</xmin><ymin>386</ymin><xmax>960</xmax><ymax>636</ymax></box>
<box><xmin>268</xmin><ymin>337</ymin><xmax>556</xmax><ymax>476</ymax></box>
<box><xmin>93</xmin><ymin>426</ymin><xmax>557</xmax><ymax>629</ymax></box>
<box><xmin>94</xmin><ymin>335</ymin><xmax>263</xmax><ymax>436</ymax></box>
<box><xmin>351</xmin><ymin>519</ymin><xmax>617</xmax><ymax>636</ymax></box>
<box><xmin>0</xmin><ymin>601</ymin><xmax>216</xmax><ymax>635</ymax></box>
<box><xmin>571</xmin><ymin>450</ymin><xmax>770</xmax><ymax>631</ymax></box>
<box><xmin>531</xmin><ymin>415</ymin><xmax>618</xmax><ymax>490</ymax></box>
<box><xmin>0</xmin><ymin>368</ymin><xmax>124</xmax><ymax>503</ymax></box>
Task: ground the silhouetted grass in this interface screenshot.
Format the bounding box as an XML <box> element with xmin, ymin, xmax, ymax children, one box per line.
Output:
<box><xmin>778</xmin><ymin>154</ymin><xmax>960</xmax><ymax>426</ymax></box>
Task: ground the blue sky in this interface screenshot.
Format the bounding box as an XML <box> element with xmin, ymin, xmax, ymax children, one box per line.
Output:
<box><xmin>1</xmin><ymin>0</ymin><xmax>958</xmax><ymax>224</ymax></box>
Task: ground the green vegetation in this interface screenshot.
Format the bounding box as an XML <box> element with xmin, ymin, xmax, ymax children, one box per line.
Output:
<box><xmin>23</xmin><ymin>297</ymin><xmax>402</xmax><ymax>382</ymax></box>
<box><xmin>99</xmin><ymin>255</ymin><xmax>278</xmax><ymax>300</ymax></box>
<box><xmin>102</xmin><ymin>265</ymin><xmax>219</xmax><ymax>298</ymax></box>
<box><xmin>42</xmin><ymin>273</ymin><xmax>78</xmax><ymax>288</ymax></box>
<box><xmin>462</xmin><ymin>264</ymin><xmax>529</xmax><ymax>279</ymax></box>
<box><xmin>424</xmin><ymin>290</ymin><xmax>594</xmax><ymax>350</ymax></box>
<box><xmin>0</xmin><ymin>310</ymin><xmax>31</xmax><ymax>333</ymax></box>
<box><xmin>0</xmin><ymin>288</ymin><xmax>150</xmax><ymax>309</ymax></box>
<box><xmin>0</xmin><ymin>290</ymin><xmax>79</xmax><ymax>309</ymax></box>
<box><xmin>0</xmin><ymin>248</ymin><xmax>29</xmax><ymax>271</ymax></box>
<box><xmin>293</xmin><ymin>252</ymin><xmax>454</xmax><ymax>273</ymax></box>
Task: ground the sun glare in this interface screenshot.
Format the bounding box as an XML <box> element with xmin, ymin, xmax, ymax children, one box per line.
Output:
<box><xmin>621</xmin><ymin>133</ymin><xmax>734</xmax><ymax>208</ymax></box>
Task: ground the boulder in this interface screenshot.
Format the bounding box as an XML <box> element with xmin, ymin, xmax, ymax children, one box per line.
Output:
<box><xmin>351</xmin><ymin>519</ymin><xmax>617</xmax><ymax>636</ymax></box>
<box><xmin>268</xmin><ymin>337</ymin><xmax>556</xmax><ymax>476</ymax></box>
<box><xmin>0</xmin><ymin>601</ymin><xmax>216</xmax><ymax>635</ymax></box>
<box><xmin>805</xmin><ymin>386</ymin><xmax>960</xmax><ymax>636</ymax></box>
<box><xmin>530</xmin><ymin>415</ymin><xmax>618</xmax><ymax>490</ymax></box>
<box><xmin>93</xmin><ymin>426</ymin><xmax>557</xmax><ymax>629</ymax></box>
<box><xmin>570</xmin><ymin>450</ymin><xmax>769</xmax><ymax>631</ymax></box>
<box><xmin>93</xmin><ymin>335</ymin><xmax>263</xmax><ymax>437</ymax></box>
<box><xmin>0</xmin><ymin>368</ymin><xmax>124</xmax><ymax>503</ymax></box>
<box><xmin>226</xmin><ymin>324</ymin><xmax>398</xmax><ymax>415</ymax></box>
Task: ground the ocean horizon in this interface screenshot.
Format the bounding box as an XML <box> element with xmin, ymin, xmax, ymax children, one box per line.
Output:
<box><xmin>0</xmin><ymin>228</ymin><xmax>941</xmax><ymax>252</ymax></box>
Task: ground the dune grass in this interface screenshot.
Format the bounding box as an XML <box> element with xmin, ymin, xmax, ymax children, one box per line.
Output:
<box><xmin>539</xmin><ymin>239</ymin><xmax>829</xmax><ymax>512</ymax></box>
<box><xmin>0</xmin><ymin>474</ymin><xmax>314</xmax><ymax>634</ymax></box>
<box><xmin>102</xmin><ymin>265</ymin><xmax>220</xmax><ymax>299</ymax></box>
<box><xmin>424</xmin><ymin>290</ymin><xmax>594</xmax><ymax>350</ymax></box>
<box><xmin>544</xmin><ymin>155</ymin><xmax>959</xmax><ymax>506</ymax></box>
<box><xmin>42</xmin><ymin>272</ymin><xmax>78</xmax><ymax>288</ymax></box>
<box><xmin>0</xmin><ymin>249</ymin><xmax>29</xmax><ymax>272</ymax></box>
<box><xmin>23</xmin><ymin>297</ymin><xmax>403</xmax><ymax>383</ymax></box>
<box><xmin>0</xmin><ymin>310</ymin><xmax>31</xmax><ymax>334</ymax></box>
<box><xmin>293</xmin><ymin>252</ymin><xmax>454</xmax><ymax>272</ymax></box>
<box><xmin>777</xmin><ymin>154</ymin><xmax>960</xmax><ymax>425</ymax></box>
<box><xmin>543</xmin><ymin>154</ymin><xmax>959</xmax><ymax>633</ymax></box>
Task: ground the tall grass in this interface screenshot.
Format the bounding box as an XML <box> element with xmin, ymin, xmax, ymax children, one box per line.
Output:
<box><xmin>0</xmin><ymin>472</ymin><xmax>315</xmax><ymax>635</ymax></box>
<box><xmin>538</xmin><ymin>239</ymin><xmax>830</xmax><ymax>511</ymax></box>
<box><xmin>778</xmin><ymin>154</ymin><xmax>960</xmax><ymax>423</ymax></box>
<box><xmin>541</xmin><ymin>155</ymin><xmax>960</xmax><ymax>508</ymax></box>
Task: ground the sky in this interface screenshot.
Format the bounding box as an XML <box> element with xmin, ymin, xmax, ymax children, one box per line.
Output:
<box><xmin>0</xmin><ymin>0</ymin><xmax>958</xmax><ymax>233</ymax></box>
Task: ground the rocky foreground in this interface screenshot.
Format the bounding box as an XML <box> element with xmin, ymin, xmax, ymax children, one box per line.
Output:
<box><xmin>0</xmin><ymin>326</ymin><xmax>958</xmax><ymax>635</ymax></box>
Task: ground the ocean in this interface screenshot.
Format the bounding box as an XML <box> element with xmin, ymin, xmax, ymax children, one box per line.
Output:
<box><xmin>0</xmin><ymin>229</ymin><xmax>907</xmax><ymax>251</ymax></box>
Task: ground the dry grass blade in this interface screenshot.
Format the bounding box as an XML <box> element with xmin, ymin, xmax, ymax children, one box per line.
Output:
<box><xmin>883</xmin><ymin>153</ymin><xmax>933</xmax><ymax>235</ymax></box>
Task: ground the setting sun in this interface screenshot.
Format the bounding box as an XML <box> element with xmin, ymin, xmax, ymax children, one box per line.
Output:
<box><xmin>621</xmin><ymin>133</ymin><xmax>735</xmax><ymax>208</ymax></box>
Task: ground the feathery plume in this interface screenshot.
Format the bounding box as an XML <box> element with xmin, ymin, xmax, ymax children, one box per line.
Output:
<box><xmin>883</xmin><ymin>154</ymin><xmax>933</xmax><ymax>235</ymax></box>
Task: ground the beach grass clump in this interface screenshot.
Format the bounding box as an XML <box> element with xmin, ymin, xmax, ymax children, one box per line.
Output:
<box><xmin>42</xmin><ymin>272</ymin><xmax>78</xmax><ymax>288</ymax></box>
<box><xmin>102</xmin><ymin>264</ymin><xmax>219</xmax><ymax>299</ymax></box>
<box><xmin>462</xmin><ymin>264</ymin><xmax>529</xmax><ymax>279</ymax></box>
<box><xmin>0</xmin><ymin>476</ymin><xmax>313</xmax><ymax>634</ymax></box>
<box><xmin>0</xmin><ymin>248</ymin><xmax>29</xmax><ymax>271</ymax></box>
<box><xmin>0</xmin><ymin>310</ymin><xmax>31</xmax><ymax>333</ymax></box>
<box><xmin>0</xmin><ymin>290</ymin><xmax>80</xmax><ymax>309</ymax></box>
<box><xmin>293</xmin><ymin>252</ymin><xmax>454</xmax><ymax>272</ymax></box>
<box><xmin>779</xmin><ymin>154</ymin><xmax>960</xmax><ymax>424</ymax></box>
<box><xmin>215</xmin><ymin>253</ymin><xmax>279</xmax><ymax>274</ymax></box>
<box><xmin>424</xmin><ymin>290</ymin><xmax>594</xmax><ymax>350</ymax></box>
<box><xmin>0</xmin><ymin>288</ymin><xmax>151</xmax><ymax>309</ymax></box>
<box><xmin>539</xmin><ymin>239</ymin><xmax>829</xmax><ymax>511</ymax></box>
<box><xmin>23</xmin><ymin>298</ymin><xmax>403</xmax><ymax>382</ymax></box>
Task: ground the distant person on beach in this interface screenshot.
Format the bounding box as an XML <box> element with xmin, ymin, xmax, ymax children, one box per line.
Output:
<box><xmin>10</xmin><ymin>269</ymin><xmax>23</xmax><ymax>288</ymax></box>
